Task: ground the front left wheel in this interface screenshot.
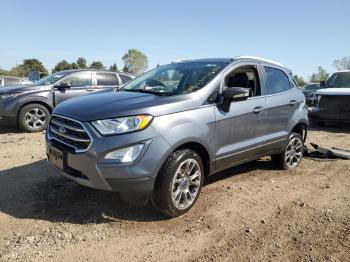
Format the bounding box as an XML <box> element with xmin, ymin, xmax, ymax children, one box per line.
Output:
<box><xmin>151</xmin><ymin>149</ymin><xmax>204</xmax><ymax>217</ymax></box>
<box><xmin>18</xmin><ymin>103</ymin><xmax>50</xmax><ymax>132</ymax></box>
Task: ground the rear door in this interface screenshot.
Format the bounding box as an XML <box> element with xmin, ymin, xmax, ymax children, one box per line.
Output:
<box><xmin>95</xmin><ymin>72</ymin><xmax>119</xmax><ymax>91</ymax></box>
<box><xmin>260</xmin><ymin>65</ymin><xmax>300</xmax><ymax>150</ymax></box>
<box><xmin>54</xmin><ymin>72</ymin><xmax>94</xmax><ymax>105</ymax></box>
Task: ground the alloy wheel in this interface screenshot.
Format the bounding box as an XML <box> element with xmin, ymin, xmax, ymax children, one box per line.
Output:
<box><xmin>171</xmin><ymin>158</ymin><xmax>202</xmax><ymax>210</ymax></box>
<box><xmin>285</xmin><ymin>137</ymin><xmax>303</xmax><ymax>168</ymax></box>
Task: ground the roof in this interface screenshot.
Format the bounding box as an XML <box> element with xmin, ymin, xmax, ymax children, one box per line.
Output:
<box><xmin>234</xmin><ymin>56</ymin><xmax>284</xmax><ymax>67</ymax></box>
<box><xmin>172</xmin><ymin>56</ymin><xmax>286</xmax><ymax>68</ymax></box>
<box><xmin>335</xmin><ymin>70</ymin><xmax>350</xmax><ymax>73</ymax></box>
<box><xmin>172</xmin><ymin>58</ymin><xmax>233</xmax><ymax>64</ymax></box>
<box><xmin>54</xmin><ymin>69</ymin><xmax>134</xmax><ymax>76</ymax></box>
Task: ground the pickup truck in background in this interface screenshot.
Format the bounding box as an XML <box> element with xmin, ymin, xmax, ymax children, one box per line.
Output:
<box><xmin>310</xmin><ymin>70</ymin><xmax>350</xmax><ymax>125</ymax></box>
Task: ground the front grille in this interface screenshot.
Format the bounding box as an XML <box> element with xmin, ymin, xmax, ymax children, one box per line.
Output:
<box><xmin>48</xmin><ymin>115</ymin><xmax>92</xmax><ymax>152</ymax></box>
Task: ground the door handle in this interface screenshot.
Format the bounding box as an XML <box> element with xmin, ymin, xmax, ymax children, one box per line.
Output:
<box><xmin>289</xmin><ymin>100</ymin><xmax>298</xmax><ymax>106</ymax></box>
<box><xmin>253</xmin><ymin>106</ymin><xmax>264</xmax><ymax>114</ymax></box>
<box><xmin>86</xmin><ymin>89</ymin><xmax>95</xmax><ymax>91</ymax></box>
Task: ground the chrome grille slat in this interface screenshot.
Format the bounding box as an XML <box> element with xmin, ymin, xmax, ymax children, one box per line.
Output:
<box><xmin>50</xmin><ymin>126</ymin><xmax>90</xmax><ymax>142</ymax></box>
<box><xmin>48</xmin><ymin>115</ymin><xmax>92</xmax><ymax>152</ymax></box>
<box><xmin>51</xmin><ymin>119</ymin><xmax>85</xmax><ymax>132</ymax></box>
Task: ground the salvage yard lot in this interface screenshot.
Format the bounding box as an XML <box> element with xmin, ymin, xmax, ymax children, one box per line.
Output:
<box><xmin>0</xmin><ymin>125</ymin><xmax>349</xmax><ymax>261</ymax></box>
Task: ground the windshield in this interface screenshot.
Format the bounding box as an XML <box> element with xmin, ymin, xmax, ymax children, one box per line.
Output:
<box><xmin>325</xmin><ymin>72</ymin><xmax>350</xmax><ymax>88</ymax></box>
<box><xmin>122</xmin><ymin>62</ymin><xmax>227</xmax><ymax>95</ymax></box>
<box><xmin>304</xmin><ymin>84</ymin><xmax>319</xmax><ymax>90</ymax></box>
<box><xmin>34</xmin><ymin>71</ymin><xmax>71</xmax><ymax>86</ymax></box>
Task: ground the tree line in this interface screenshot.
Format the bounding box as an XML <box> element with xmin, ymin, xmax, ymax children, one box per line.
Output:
<box><xmin>0</xmin><ymin>49</ymin><xmax>148</xmax><ymax>78</ymax></box>
<box><xmin>1</xmin><ymin>52</ymin><xmax>349</xmax><ymax>85</ymax></box>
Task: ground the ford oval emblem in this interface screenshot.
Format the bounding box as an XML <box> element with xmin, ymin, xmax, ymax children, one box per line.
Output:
<box><xmin>58</xmin><ymin>126</ymin><xmax>67</xmax><ymax>134</ymax></box>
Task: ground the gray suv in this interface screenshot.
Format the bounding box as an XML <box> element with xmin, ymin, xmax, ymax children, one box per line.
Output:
<box><xmin>46</xmin><ymin>57</ymin><xmax>308</xmax><ymax>217</ymax></box>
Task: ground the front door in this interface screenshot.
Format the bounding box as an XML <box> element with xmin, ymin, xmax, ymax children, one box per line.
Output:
<box><xmin>54</xmin><ymin>72</ymin><xmax>94</xmax><ymax>105</ymax></box>
<box><xmin>214</xmin><ymin>63</ymin><xmax>267</xmax><ymax>171</ymax></box>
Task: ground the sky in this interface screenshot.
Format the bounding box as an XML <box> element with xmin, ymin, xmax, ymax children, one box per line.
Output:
<box><xmin>0</xmin><ymin>0</ymin><xmax>349</xmax><ymax>80</ymax></box>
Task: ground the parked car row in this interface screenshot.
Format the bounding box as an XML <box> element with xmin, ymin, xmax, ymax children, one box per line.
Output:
<box><xmin>0</xmin><ymin>70</ymin><xmax>134</xmax><ymax>132</ymax></box>
<box><xmin>1</xmin><ymin>57</ymin><xmax>349</xmax><ymax>216</ymax></box>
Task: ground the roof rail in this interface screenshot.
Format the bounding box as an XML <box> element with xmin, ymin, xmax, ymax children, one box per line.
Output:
<box><xmin>234</xmin><ymin>56</ymin><xmax>284</xmax><ymax>67</ymax></box>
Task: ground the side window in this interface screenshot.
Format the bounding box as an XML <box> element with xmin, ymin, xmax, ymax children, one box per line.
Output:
<box><xmin>96</xmin><ymin>73</ymin><xmax>118</xmax><ymax>86</ymax></box>
<box><xmin>63</xmin><ymin>72</ymin><xmax>92</xmax><ymax>88</ymax></box>
<box><xmin>224</xmin><ymin>66</ymin><xmax>261</xmax><ymax>97</ymax></box>
<box><xmin>264</xmin><ymin>67</ymin><xmax>291</xmax><ymax>95</ymax></box>
<box><xmin>119</xmin><ymin>74</ymin><xmax>132</xmax><ymax>84</ymax></box>
<box><xmin>4</xmin><ymin>78</ymin><xmax>21</xmax><ymax>87</ymax></box>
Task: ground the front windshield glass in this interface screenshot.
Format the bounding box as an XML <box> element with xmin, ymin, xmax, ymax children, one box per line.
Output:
<box><xmin>304</xmin><ymin>84</ymin><xmax>319</xmax><ymax>90</ymax></box>
<box><xmin>325</xmin><ymin>72</ymin><xmax>350</xmax><ymax>88</ymax></box>
<box><xmin>122</xmin><ymin>62</ymin><xmax>227</xmax><ymax>95</ymax></box>
<box><xmin>34</xmin><ymin>71</ymin><xmax>71</xmax><ymax>86</ymax></box>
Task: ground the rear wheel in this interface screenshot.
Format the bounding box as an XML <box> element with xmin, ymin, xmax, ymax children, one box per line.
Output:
<box><xmin>272</xmin><ymin>132</ymin><xmax>304</xmax><ymax>170</ymax></box>
<box><xmin>18</xmin><ymin>103</ymin><xmax>50</xmax><ymax>132</ymax></box>
<box><xmin>151</xmin><ymin>149</ymin><xmax>204</xmax><ymax>217</ymax></box>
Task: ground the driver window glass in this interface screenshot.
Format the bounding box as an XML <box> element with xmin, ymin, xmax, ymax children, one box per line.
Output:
<box><xmin>223</xmin><ymin>66</ymin><xmax>261</xmax><ymax>97</ymax></box>
<box><xmin>62</xmin><ymin>73</ymin><xmax>92</xmax><ymax>88</ymax></box>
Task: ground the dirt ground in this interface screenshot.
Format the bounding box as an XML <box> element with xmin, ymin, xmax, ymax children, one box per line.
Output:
<box><xmin>0</xmin><ymin>124</ymin><xmax>349</xmax><ymax>262</ymax></box>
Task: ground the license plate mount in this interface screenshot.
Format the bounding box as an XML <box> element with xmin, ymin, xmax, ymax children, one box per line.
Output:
<box><xmin>48</xmin><ymin>146</ymin><xmax>64</xmax><ymax>170</ymax></box>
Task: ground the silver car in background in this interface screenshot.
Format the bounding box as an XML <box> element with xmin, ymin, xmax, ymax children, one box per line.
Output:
<box><xmin>0</xmin><ymin>76</ymin><xmax>33</xmax><ymax>87</ymax></box>
<box><xmin>46</xmin><ymin>56</ymin><xmax>308</xmax><ymax>217</ymax></box>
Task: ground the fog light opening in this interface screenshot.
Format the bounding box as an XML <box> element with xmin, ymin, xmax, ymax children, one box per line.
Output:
<box><xmin>104</xmin><ymin>144</ymin><xmax>144</xmax><ymax>162</ymax></box>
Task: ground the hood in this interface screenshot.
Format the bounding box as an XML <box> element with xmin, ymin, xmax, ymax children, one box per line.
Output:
<box><xmin>316</xmin><ymin>88</ymin><xmax>350</xmax><ymax>96</ymax></box>
<box><xmin>53</xmin><ymin>91</ymin><xmax>202</xmax><ymax>121</ymax></box>
<box><xmin>0</xmin><ymin>84</ymin><xmax>49</xmax><ymax>94</ymax></box>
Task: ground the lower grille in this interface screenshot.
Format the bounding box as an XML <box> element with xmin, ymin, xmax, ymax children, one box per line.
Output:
<box><xmin>48</xmin><ymin>115</ymin><xmax>92</xmax><ymax>152</ymax></box>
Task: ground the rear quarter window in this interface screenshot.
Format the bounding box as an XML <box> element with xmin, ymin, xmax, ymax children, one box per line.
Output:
<box><xmin>119</xmin><ymin>74</ymin><xmax>132</xmax><ymax>84</ymax></box>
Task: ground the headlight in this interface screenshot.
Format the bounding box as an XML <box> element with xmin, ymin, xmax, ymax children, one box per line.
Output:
<box><xmin>104</xmin><ymin>144</ymin><xmax>144</xmax><ymax>162</ymax></box>
<box><xmin>91</xmin><ymin>115</ymin><xmax>153</xmax><ymax>135</ymax></box>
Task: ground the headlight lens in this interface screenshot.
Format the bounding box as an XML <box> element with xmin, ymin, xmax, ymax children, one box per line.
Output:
<box><xmin>92</xmin><ymin>115</ymin><xmax>153</xmax><ymax>135</ymax></box>
<box><xmin>104</xmin><ymin>144</ymin><xmax>144</xmax><ymax>162</ymax></box>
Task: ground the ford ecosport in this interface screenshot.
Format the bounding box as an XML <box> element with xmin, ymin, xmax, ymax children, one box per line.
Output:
<box><xmin>46</xmin><ymin>56</ymin><xmax>308</xmax><ymax>217</ymax></box>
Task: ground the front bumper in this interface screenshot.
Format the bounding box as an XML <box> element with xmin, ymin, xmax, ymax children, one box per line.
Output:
<box><xmin>45</xmin><ymin>121</ymin><xmax>170</xmax><ymax>195</ymax></box>
<box><xmin>309</xmin><ymin>108</ymin><xmax>350</xmax><ymax>123</ymax></box>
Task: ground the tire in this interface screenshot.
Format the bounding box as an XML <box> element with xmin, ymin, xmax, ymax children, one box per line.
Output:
<box><xmin>151</xmin><ymin>149</ymin><xmax>204</xmax><ymax>217</ymax></box>
<box><xmin>18</xmin><ymin>103</ymin><xmax>50</xmax><ymax>132</ymax></box>
<box><xmin>272</xmin><ymin>132</ymin><xmax>304</xmax><ymax>170</ymax></box>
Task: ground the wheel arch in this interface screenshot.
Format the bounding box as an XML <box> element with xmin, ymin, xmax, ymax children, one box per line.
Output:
<box><xmin>17</xmin><ymin>100</ymin><xmax>53</xmax><ymax>125</ymax></box>
<box><xmin>155</xmin><ymin>139</ymin><xmax>213</xmax><ymax>180</ymax></box>
<box><xmin>290</xmin><ymin>121</ymin><xmax>308</xmax><ymax>142</ymax></box>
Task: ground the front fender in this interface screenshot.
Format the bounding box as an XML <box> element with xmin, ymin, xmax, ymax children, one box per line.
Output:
<box><xmin>152</xmin><ymin>106</ymin><xmax>216</xmax><ymax>175</ymax></box>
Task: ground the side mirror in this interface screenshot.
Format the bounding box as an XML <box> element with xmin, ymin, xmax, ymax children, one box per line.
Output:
<box><xmin>55</xmin><ymin>82</ymin><xmax>71</xmax><ymax>91</ymax></box>
<box><xmin>319</xmin><ymin>81</ymin><xmax>325</xmax><ymax>87</ymax></box>
<box><xmin>220</xmin><ymin>87</ymin><xmax>250</xmax><ymax>112</ymax></box>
